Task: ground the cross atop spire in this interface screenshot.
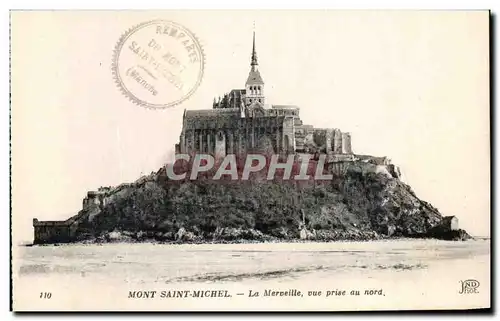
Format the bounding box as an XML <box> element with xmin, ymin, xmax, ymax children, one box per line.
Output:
<box><xmin>251</xmin><ymin>30</ymin><xmax>258</xmax><ymax>70</ymax></box>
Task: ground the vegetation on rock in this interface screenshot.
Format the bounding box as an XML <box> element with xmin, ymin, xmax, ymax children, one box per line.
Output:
<box><xmin>70</xmin><ymin>162</ymin><xmax>467</xmax><ymax>243</ymax></box>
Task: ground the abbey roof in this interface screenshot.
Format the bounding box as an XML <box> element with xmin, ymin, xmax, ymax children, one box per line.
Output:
<box><xmin>246</xmin><ymin>69</ymin><xmax>264</xmax><ymax>85</ymax></box>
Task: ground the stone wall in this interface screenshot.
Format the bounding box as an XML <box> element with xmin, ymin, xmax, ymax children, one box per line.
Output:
<box><xmin>332</xmin><ymin>129</ymin><xmax>343</xmax><ymax>154</ymax></box>
<box><xmin>312</xmin><ymin>129</ymin><xmax>328</xmax><ymax>150</ymax></box>
<box><xmin>32</xmin><ymin>218</ymin><xmax>77</xmax><ymax>244</ymax></box>
<box><xmin>282</xmin><ymin>116</ymin><xmax>295</xmax><ymax>153</ymax></box>
<box><xmin>441</xmin><ymin>216</ymin><xmax>459</xmax><ymax>231</ymax></box>
<box><xmin>294</xmin><ymin>125</ymin><xmax>313</xmax><ymax>152</ymax></box>
<box><xmin>180</xmin><ymin>116</ymin><xmax>286</xmax><ymax>156</ymax></box>
<box><xmin>342</xmin><ymin>133</ymin><xmax>352</xmax><ymax>154</ymax></box>
<box><xmin>180</xmin><ymin>103</ymin><xmax>354</xmax><ymax>158</ymax></box>
<box><xmin>328</xmin><ymin>161</ymin><xmax>352</xmax><ymax>177</ymax></box>
<box><xmin>340</xmin><ymin>161</ymin><xmax>395</xmax><ymax>179</ymax></box>
<box><xmin>294</xmin><ymin>127</ymin><xmax>353</xmax><ymax>155</ymax></box>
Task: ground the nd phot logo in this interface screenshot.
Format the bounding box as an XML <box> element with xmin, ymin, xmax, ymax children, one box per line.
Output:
<box><xmin>458</xmin><ymin>279</ymin><xmax>480</xmax><ymax>294</ymax></box>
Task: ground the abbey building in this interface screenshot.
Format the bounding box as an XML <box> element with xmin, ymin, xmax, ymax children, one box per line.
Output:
<box><xmin>176</xmin><ymin>32</ymin><xmax>353</xmax><ymax>158</ymax></box>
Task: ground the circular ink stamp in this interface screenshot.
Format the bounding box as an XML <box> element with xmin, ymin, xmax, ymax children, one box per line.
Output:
<box><xmin>112</xmin><ymin>20</ymin><xmax>205</xmax><ymax>109</ymax></box>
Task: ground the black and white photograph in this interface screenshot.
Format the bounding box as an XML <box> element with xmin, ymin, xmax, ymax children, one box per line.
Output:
<box><xmin>10</xmin><ymin>10</ymin><xmax>490</xmax><ymax>311</ymax></box>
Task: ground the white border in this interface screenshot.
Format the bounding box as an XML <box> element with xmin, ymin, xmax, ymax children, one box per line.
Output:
<box><xmin>3</xmin><ymin>1</ymin><xmax>497</xmax><ymax>319</ymax></box>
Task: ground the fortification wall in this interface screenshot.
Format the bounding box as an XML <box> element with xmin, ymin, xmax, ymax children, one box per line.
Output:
<box><xmin>342</xmin><ymin>133</ymin><xmax>352</xmax><ymax>154</ymax></box>
<box><xmin>32</xmin><ymin>218</ymin><xmax>77</xmax><ymax>244</ymax></box>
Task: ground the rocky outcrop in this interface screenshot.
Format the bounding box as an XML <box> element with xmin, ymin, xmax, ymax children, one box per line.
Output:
<box><xmin>35</xmin><ymin>160</ymin><xmax>470</xmax><ymax>244</ymax></box>
<box><xmin>423</xmin><ymin>216</ymin><xmax>471</xmax><ymax>240</ymax></box>
<box><xmin>424</xmin><ymin>228</ymin><xmax>472</xmax><ymax>241</ymax></box>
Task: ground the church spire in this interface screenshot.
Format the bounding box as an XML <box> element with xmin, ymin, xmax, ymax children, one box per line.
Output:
<box><xmin>245</xmin><ymin>30</ymin><xmax>264</xmax><ymax>86</ymax></box>
<box><xmin>251</xmin><ymin>31</ymin><xmax>258</xmax><ymax>70</ymax></box>
<box><xmin>245</xmin><ymin>26</ymin><xmax>264</xmax><ymax>106</ymax></box>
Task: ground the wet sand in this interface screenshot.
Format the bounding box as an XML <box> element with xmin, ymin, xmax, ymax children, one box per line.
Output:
<box><xmin>13</xmin><ymin>239</ymin><xmax>490</xmax><ymax>311</ymax></box>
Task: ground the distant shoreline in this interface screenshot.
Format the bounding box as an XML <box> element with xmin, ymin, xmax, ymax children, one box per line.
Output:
<box><xmin>21</xmin><ymin>236</ymin><xmax>488</xmax><ymax>247</ymax></box>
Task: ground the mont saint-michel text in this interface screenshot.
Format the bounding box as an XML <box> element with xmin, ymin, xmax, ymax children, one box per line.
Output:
<box><xmin>128</xmin><ymin>290</ymin><xmax>231</xmax><ymax>299</ymax></box>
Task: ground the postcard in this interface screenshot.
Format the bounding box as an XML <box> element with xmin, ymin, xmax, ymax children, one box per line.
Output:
<box><xmin>10</xmin><ymin>10</ymin><xmax>490</xmax><ymax>311</ymax></box>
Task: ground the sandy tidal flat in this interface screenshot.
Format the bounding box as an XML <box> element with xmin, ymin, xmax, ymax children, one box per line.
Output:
<box><xmin>13</xmin><ymin>239</ymin><xmax>490</xmax><ymax>311</ymax></box>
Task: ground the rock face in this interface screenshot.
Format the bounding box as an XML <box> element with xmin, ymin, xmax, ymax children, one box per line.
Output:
<box><xmin>45</xmin><ymin>160</ymin><xmax>470</xmax><ymax>244</ymax></box>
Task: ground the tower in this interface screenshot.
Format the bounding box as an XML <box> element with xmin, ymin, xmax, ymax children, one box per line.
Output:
<box><xmin>245</xmin><ymin>31</ymin><xmax>265</xmax><ymax>106</ymax></box>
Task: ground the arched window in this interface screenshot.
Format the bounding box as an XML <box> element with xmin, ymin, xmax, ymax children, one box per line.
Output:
<box><xmin>284</xmin><ymin>135</ymin><xmax>291</xmax><ymax>154</ymax></box>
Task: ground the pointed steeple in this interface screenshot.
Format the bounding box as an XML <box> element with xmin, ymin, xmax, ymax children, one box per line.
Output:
<box><xmin>246</xmin><ymin>29</ymin><xmax>264</xmax><ymax>86</ymax></box>
<box><xmin>251</xmin><ymin>31</ymin><xmax>258</xmax><ymax>70</ymax></box>
<box><xmin>245</xmin><ymin>26</ymin><xmax>265</xmax><ymax>106</ymax></box>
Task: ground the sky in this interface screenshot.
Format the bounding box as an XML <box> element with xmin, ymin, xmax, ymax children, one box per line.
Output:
<box><xmin>11</xmin><ymin>10</ymin><xmax>490</xmax><ymax>242</ymax></box>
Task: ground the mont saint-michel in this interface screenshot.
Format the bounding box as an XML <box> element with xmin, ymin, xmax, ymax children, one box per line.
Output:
<box><xmin>32</xmin><ymin>32</ymin><xmax>470</xmax><ymax>245</ymax></box>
